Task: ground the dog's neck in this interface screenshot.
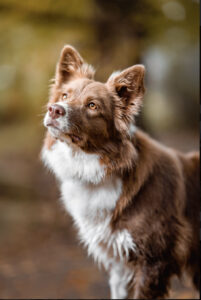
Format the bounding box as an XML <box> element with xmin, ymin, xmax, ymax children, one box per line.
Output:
<box><xmin>43</xmin><ymin>123</ymin><xmax>138</xmax><ymax>183</ymax></box>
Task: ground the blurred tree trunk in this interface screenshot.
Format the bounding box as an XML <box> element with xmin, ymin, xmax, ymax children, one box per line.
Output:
<box><xmin>93</xmin><ymin>0</ymin><xmax>147</xmax><ymax>71</ymax></box>
<box><xmin>93</xmin><ymin>0</ymin><xmax>156</xmax><ymax>130</ymax></box>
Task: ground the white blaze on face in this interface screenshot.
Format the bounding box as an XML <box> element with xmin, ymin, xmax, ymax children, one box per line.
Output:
<box><xmin>43</xmin><ymin>101</ymin><xmax>70</xmax><ymax>138</ymax></box>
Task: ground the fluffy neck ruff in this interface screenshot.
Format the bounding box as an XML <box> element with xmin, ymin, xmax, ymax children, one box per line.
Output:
<box><xmin>44</xmin><ymin>123</ymin><xmax>138</xmax><ymax>181</ymax></box>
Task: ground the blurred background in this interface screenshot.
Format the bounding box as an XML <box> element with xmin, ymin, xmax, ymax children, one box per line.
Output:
<box><xmin>0</xmin><ymin>0</ymin><xmax>199</xmax><ymax>298</ymax></box>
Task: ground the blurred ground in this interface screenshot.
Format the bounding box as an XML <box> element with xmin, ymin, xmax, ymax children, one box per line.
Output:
<box><xmin>0</xmin><ymin>121</ymin><xmax>199</xmax><ymax>299</ymax></box>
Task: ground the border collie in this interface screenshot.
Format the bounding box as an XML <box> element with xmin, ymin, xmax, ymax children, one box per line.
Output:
<box><xmin>42</xmin><ymin>45</ymin><xmax>200</xmax><ymax>299</ymax></box>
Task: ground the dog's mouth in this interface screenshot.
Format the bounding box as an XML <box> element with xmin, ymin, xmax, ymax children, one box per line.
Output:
<box><xmin>46</xmin><ymin>119</ymin><xmax>60</xmax><ymax>130</ymax></box>
<box><xmin>68</xmin><ymin>133</ymin><xmax>82</xmax><ymax>143</ymax></box>
<box><xmin>46</xmin><ymin>121</ymin><xmax>82</xmax><ymax>143</ymax></box>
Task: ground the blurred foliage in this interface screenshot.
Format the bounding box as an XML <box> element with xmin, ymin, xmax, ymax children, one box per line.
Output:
<box><xmin>0</xmin><ymin>0</ymin><xmax>199</xmax><ymax>131</ymax></box>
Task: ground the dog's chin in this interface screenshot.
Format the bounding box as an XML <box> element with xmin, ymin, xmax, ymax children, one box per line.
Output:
<box><xmin>47</xmin><ymin>126</ymin><xmax>82</xmax><ymax>146</ymax></box>
<box><xmin>47</xmin><ymin>126</ymin><xmax>62</xmax><ymax>139</ymax></box>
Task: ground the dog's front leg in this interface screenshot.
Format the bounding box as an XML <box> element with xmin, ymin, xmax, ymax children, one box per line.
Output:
<box><xmin>109</xmin><ymin>263</ymin><xmax>133</xmax><ymax>299</ymax></box>
<box><xmin>131</xmin><ymin>262</ymin><xmax>172</xmax><ymax>299</ymax></box>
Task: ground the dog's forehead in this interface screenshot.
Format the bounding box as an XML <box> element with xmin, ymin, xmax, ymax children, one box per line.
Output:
<box><xmin>63</xmin><ymin>79</ymin><xmax>109</xmax><ymax>98</ymax></box>
<box><xmin>63</xmin><ymin>78</ymin><xmax>93</xmax><ymax>92</ymax></box>
<box><xmin>82</xmin><ymin>81</ymin><xmax>109</xmax><ymax>98</ymax></box>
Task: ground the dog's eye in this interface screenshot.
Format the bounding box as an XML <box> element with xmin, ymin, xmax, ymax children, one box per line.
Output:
<box><xmin>88</xmin><ymin>102</ymin><xmax>97</xmax><ymax>110</ymax></box>
<box><xmin>62</xmin><ymin>93</ymin><xmax>68</xmax><ymax>100</ymax></box>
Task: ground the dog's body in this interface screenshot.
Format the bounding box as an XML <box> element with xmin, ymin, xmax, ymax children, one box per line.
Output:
<box><xmin>42</xmin><ymin>45</ymin><xmax>200</xmax><ymax>299</ymax></box>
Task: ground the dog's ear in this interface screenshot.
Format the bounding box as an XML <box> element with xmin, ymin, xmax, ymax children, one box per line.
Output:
<box><xmin>55</xmin><ymin>45</ymin><xmax>84</xmax><ymax>85</ymax></box>
<box><xmin>107</xmin><ymin>65</ymin><xmax>145</xmax><ymax>117</ymax></box>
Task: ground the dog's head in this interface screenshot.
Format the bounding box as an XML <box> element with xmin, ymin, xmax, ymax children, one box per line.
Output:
<box><xmin>44</xmin><ymin>45</ymin><xmax>145</xmax><ymax>155</ymax></box>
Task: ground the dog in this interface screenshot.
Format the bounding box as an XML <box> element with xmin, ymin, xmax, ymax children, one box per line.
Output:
<box><xmin>42</xmin><ymin>45</ymin><xmax>200</xmax><ymax>299</ymax></box>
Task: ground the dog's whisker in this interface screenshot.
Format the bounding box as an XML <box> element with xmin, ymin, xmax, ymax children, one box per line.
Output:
<box><xmin>37</xmin><ymin>113</ymin><xmax>46</xmax><ymax>117</ymax></box>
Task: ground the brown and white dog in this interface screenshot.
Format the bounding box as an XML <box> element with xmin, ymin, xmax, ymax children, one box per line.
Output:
<box><xmin>42</xmin><ymin>45</ymin><xmax>200</xmax><ymax>299</ymax></box>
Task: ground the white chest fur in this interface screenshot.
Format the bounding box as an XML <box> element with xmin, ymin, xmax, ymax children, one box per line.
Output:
<box><xmin>42</xmin><ymin>140</ymin><xmax>106</xmax><ymax>184</ymax></box>
<box><xmin>42</xmin><ymin>141</ymin><xmax>135</xmax><ymax>269</ymax></box>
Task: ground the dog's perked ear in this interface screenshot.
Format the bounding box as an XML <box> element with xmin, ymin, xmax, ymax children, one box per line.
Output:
<box><xmin>107</xmin><ymin>65</ymin><xmax>145</xmax><ymax>119</ymax></box>
<box><xmin>55</xmin><ymin>45</ymin><xmax>95</xmax><ymax>85</ymax></box>
<box><xmin>55</xmin><ymin>45</ymin><xmax>83</xmax><ymax>85</ymax></box>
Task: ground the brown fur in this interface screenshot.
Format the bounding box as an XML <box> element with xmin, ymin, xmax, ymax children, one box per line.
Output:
<box><xmin>43</xmin><ymin>45</ymin><xmax>200</xmax><ymax>299</ymax></box>
<box><xmin>112</xmin><ymin>131</ymin><xmax>200</xmax><ymax>298</ymax></box>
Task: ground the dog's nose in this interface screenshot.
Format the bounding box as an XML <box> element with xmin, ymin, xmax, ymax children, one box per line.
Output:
<box><xmin>48</xmin><ymin>104</ymin><xmax>66</xmax><ymax>119</ymax></box>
